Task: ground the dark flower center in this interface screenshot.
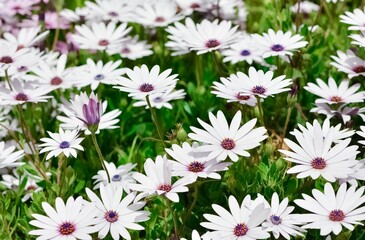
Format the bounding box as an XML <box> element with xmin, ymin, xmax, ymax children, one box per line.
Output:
<box><xmin>311</xmin><ymin>157</ymin><xmax>326</xmax><ymax>170</ymax></box>
<box><xmin>112</xmin><ymin>174</ymin><xmax>121</xmax><ymax>182</ymax></box>
<box><xmin>158</xmin><ymin>184</ymin><xmax>172</xmax><ymax>192</ymax></box>
<box><xmin>270</xmin><ymin>215</ymin><xmax>282</xmax><ymax>225</ymax></box>
<box><xmin>240</xmin><ymin>50</ymin><xmax>251</xmax><ymax>56</ymax></box>
<box><xmin>0</xmin><ymin>56</ymin><xmax>14</xmax><ymax>64</ymax></box>
<box><xmin>190</xmin><ymin>3</ymin><xmax>200</xmax><ymax>8</ymax></box>
<box><xmin>51</xmin><ymin>76</ymin><xmax>63</xmax><ymax>85</ymax></box>
<box><xmin>155</xmin><ymin>17</ymin><xmax>165</xmax><ymax>22</ymax></box>
<box><xmin>139</xmin><ymin>83</ymin><xmax>154</xmax><ymax>92</ymax></box>
<box><xmin>121</xmin><ymin>47</ymin><xmax>131</xmax><ymax>54</ymax></box>
<box><xmin>188</xmin><ymin>161</ymin><xmax>205</xmax><ymax>173</ymax></box>
<box><xmin>252</xmin><ymin>85</ymin><xmax>266</xmax><ymax>94</ymax></box>
<box><xmin>94</xmin><ymin>74</ymin><xmax>105</xmax><ymax>80</ymax></box>
<box><xmin>205</xmin><ymin>39</ymin><xmax>220</xmax><ymax>48</ymax></box>
<box><xmin>233</xmin><ymin>223</ymin><xmax>248</xmax><ymax>236</ymax></box>
<box><xmin>59</xmin><ymin>141</ymin><xmax>70</xmax><ymax>149</ymax></box>
<box><xmin>330</xmin><ymin>96</ymin><xmax>343</xmax><ymax>102</ymax></box>
<box><xmin>236</xmin><ymin>93</ymin><xmax>250</xmax><ymax>100</ymax></box>
<box><xmin>15</xmin><ymin>93</ymin><xmax>28</xmax><ymax>101</ymax></box>
<box><xmin>17</xmin><ymin>66</ymin><xmax>28</xmax><ymax>72</ymax></box>
<box><xmin>352</xmin><ymin>65</ymin><xmax>365</xmax><ymax>73</ymax></box>
<box><xmin>108</xmin><ymin>11</ymin><xmax>118</xmax><ymax>17</ymax></box>
<box><xmin>104</xmin><ymin>210</ymin><xmax>119</xmax><ymax>223</ymax></box>
<box><xmin>153</xmin><ymin>96</ymin><xmax>163</xmax><ymax>103</ymax></box>
<box><xmin>27</xmin><ymin>185</ymin><xmax>36</xmax><ymax>191</ymax></box>
<box><xmin>98</xmin><ymin>39</ymin><xmax>109</xmax><ymax>46</ymax></box>
<box><xmin>329</xmin><ymin>210</ymin><xmax>345</xmax><ymax>222</ymax></box>
<box><xmin>16</xmin><ymin>44</ymin><xmax>25</xmax><ymax>50</ymax></box>
<box><xmin>59</xmin><ymin>222</ymin><xmax>75</xmax><ymax>235</ymax></box>
<box><xmin>221</xmin><ymin>138</ymin><xmax>235</xmax><ymax>150</ymax></box>
<box><xmin>271</xmin><ymin>44</ymin><xmax>284</xmax><ymax>52</ymax></box>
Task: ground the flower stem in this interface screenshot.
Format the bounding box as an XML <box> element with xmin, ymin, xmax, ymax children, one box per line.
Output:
<box><xmin>4</xmin><ymin>69</ymin><xmax>13</xmax><ymax>90</ymax></box>
<box><xmin>145</xmin><ymin>95</ymin><xmax>166</xmax><ymax>148</ymax></box>
<box><xmin>90</xmin><ymin>132</ymin><xmax>111</xmax><ymax>183</ymax></box>
<box><xmin>180</xmin><ymin>181</ymin><xmax>199</xmax><ymax>234</ymax></box>
<box><xmin>295</xmin><ymin>0</ymin><xmax>302</xmax><ymax>34</ymax></box>
<box><xmin>57</xmin><ymin>153</ymin><xmax>66</xmax><ymax>196</ymax></box>
<box><xmin>194</xmin><ymin>54</ymin><xmax>202</xmax><ymax>87</ymax></box>
<box><xmin>282</xmin><ymin>106</ymin><xmax>293</xmax><ymax>138</ymax></box>
<box><xmin>256</xmin><ymin>96</ymin><xmax>265</xmax><ymax>128</ymax></box>
<box><xmin>165</xmin><ymin>197</ymin><xmax>179</xmax><ymax>239</ymax></box>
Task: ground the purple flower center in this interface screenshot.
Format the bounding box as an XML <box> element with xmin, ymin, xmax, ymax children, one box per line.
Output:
<box><xmin>270</xmin><ymin>215</ymin><xmax>282</xmax><ymax>225</ymax></box>
<box><xmin>205</xmin><ymin>39</ymin><xmax>220</xmax><ymax>48</ymax></box>
<box><xmin>233</xmin><ymin>223</ymin><xmax>248</xmax><ymax>236</ymax></box>
<box><xmin>330</xmin><ymin>96</ymin><xmax>343</xmax><ymax>103</ymax></box>
<box><xmin>188</xmin><ymin>161</ymin><xmax>205</xmax><ymax>173</ymax></box>
<box><xmin>104</xmin><ymin>210</ymin><xmax>119</xmax><ymax>223</ymax></box>
<box><xmin>112</xmin><ymin>174</ymin><xmax>121</xmax><ymax>182</ymax></box>
<box><xmin>311</xmin><ymin>157</ymin><xmax>326</xmax><ymax>170</ymax></box>
<box><xmin>0</xmin><ymin>56</ymin><xmax>13</xmax><ymax>64</ymax></box>
<box><xmin>271</xmin><ymin>44</ymin><xmax>284</xmax><ymax>52</ymax></box>
<box><xmin>352</xmin><ymin>65</ymin><xmax>365</xmax><ymax>73</ymax></box>
<box><xmin>121</xmin><ymin>47</ymin><xmax>131</xmax><ymax>54</ymax></box>
<box><xmin>98</xmin><ymin>39</ymin><xmax>109</xmax><ymax>46</ymax></box>
<box><xmin>329</xmin><ymin>210</ymin><xmax>345</xmax><ymax>222</ymax></box>
<box><xmin>108</xmin><ymin>11</ymin><xmax>118</xmax><ymax>17</ymax></box>
<box><xmin>240</xmin><ymin>50</ymin><xmax>251</xmax><ymax>56</ymax></box>
<box><xmin>155</xmin><ymin>17</ymin><xmax>165</xmax><ymax>22</ymax></box>
<box><xmin>252</xmin><ymin>85</ymin><xmax>266</xmax><ymax>94</ymax></box>
<box><xmin>15</xmin><ymin>93</ymin><xmax>28</xmax><ymax>101</ymax></box>
<box><xmin>158</xmin><ymin>184</ymin><xmax>172</xmax><ymax>192</ymax></box>
<box><xmin>59</xmin><ymin>141</ymin><xmax>70</xmax><ymax>149</ymax></box>
<box><xmin>17</xmin><ymin>66</ymin><xmax>28</xmax><ymax>72</ymax></box>
<box><xmin>221</xmin><ymin>138</ymin><xmax>235</xmax><ymax>150</ymax></box>
<box><xmin>139</xmin><ymin>83</ymin><xmax>154</xmax><ymax>92</ymax></box>
<box><xmin>94</xmin><ymin>74</ymin><xmax>105</xmax><ymax>80</ymax></box>
<box><xmin>153</xmin><ymin>96</ymin><xmax>163</xmax><ymax>103</ymax></box>
<box><xmin>236</xmin><ymin>93</ymin><xmax>250</xmax><ymax>101</ymax></box>
<box><xmin>51</xmin><ymin>76</ymin><xmax>63</xmax><ymax>85</ymax></box>
<box><xmin>190</xmin><ymin>3</ymin><xmax>200</xmax><ymax>8</ymax></box>
<box><xmin>27</xmin><ymin>185</ymin><xmax>36</xmax><ymax>191</ymax></box>
<box><xmin>82</xmin><ymin>98</ymin><xmax>101</xmax><ymax>126</ymax></box>
<box><xmin>59</xmin><ymin>222</ymin><xmax>75</xmax><ymax>235</ymax></box>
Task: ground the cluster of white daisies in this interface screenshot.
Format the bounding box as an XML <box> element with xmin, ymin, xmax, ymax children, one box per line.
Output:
<box><xmin>0</xmin><ymin>0</ymin><xmax>365</xmax><ymax>239</ymax></box>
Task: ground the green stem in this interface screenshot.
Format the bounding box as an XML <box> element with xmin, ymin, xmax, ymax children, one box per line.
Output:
<box><xmin>295</xmin><ymin>0</ymin><xmax>302</xmax><ymax>34</ymax></box>
<box><xmin>57</xmin><ymin>154</ymin><xmax>66</xmax><ymax>196</ymax></box>
<box><xmin>180</xmin><ymin>182</ymin><xmax>199</xmax><ymax>234</ymax></box>
<box><xmin>256</xmin><ymin>96</ymin><xmax>265</xmax><ymax>128</ymax></box>
<box><xmin>165</xmin><ymin>197</ymin><xmax>179</xmax><ymax>239</ymax></box>
<box><xmin>4</xmin><ymin>69</ymin><xmax>12</xmax><ymax>90</ymax></box>
<box><xmin>194</xmin><ymin>54</ymin><xmax>202</xmax><ymax>87</ymax></box>
<box><xmin>90</xmin><ymin>132</ymin><xmax>111</xmax><ymax>183</ymax></box>
<box><xmin>145</xmin><ymin>95</ymin><xmax>166</xmax><ymax>148</ymax></box>
<box><xmin>282</xmin><ymin>106</ymin><xmax>293</xmax><ymax>138</ymax></box>
<box><xmin>212</xmin><ymin>52</ymin><xmax>224</xmax><ymax>76</ymax></box>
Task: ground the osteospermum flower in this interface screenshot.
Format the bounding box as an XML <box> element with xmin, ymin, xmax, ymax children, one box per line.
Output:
<box><xmin>107</xmin><ymin>37</ymin><xmax>153</xmax><ymax>60</ymax></box>
<box><xmin>39</xmin><ymin>128</ymin><xmax>84</xmax><ymax>160</ymax></box>
<box><xmin>72</xmin><ymin>22</ymin><xmax>131</xmax><ymax>51</ymax></box>
<box><xmin>340</xmin><ymin>7</ymin><xmax>365</xmax><ymax>31</ymax></box>
<box><xmin>295</xmin><ymin>183</ymin><xmax>365</xmax><ymax>236</ymax></box>
<box><xmin>201</xmin><ymin>195</ymin><xmax>271</xmax><ymax>239</ymax></box>
<box><xmin>86</xmin><ymin>0</ymin><xmax>136</xmax><ymax>23</ymax></box>
<box><xmin>189</xmin><ymin>110</ymin><xmax>267</xmax><ymax>162</ymax></box>
<box><xmin>304</xmin><ymin>77</ymin><xmax>365</xmax><ymax>105</ymax></box>
<box><xmin>290</xmin><ymin>1</ymin><xmax>319</xmax><ymax>14</ymax></box>
<box><xmin>0</xmin><ymin>141</ymin><xmax>24</xmax><ymax>169</ymax></box>
<box><xmin>206</xmin><ymin>0</ymin><xmax>248</xmax><ymax>23</ymax></box>
<box><xmin>0</xmin><ymin>27</ymin><xmax>49</xmax><ymax>49</ymax></box>
<box><xmin>29</xmin><ymin>196</ymin><xmax>98</xmax><ymax>239</ymax></box>
<box><xmin>0</xmin><ymin>79</ymin><xmax>52</xmax><ymax>105</ymax></box>
<box><xmin>221</xmin><ymin>35</ymin><xmax>263</xmax><ymax>64</ymax></box>
<box><xmin>0</xmin><ymin>42</ymin><xmax>39</xmax><ymax>70</ymax></box>
<box><xmin>330</xmin><ymin>50</ymin><xmax>365</xmax><ymax>78</ymax></box>
<box><xmin>183</xmin><ymin>19</ymin><xmax>241</xmax><ymax>54</ymax></box>
<box><xmin>311</xmin><ymin>103</ymin><xmax>365</xmax><ymax>124</ymax></box>
<box><xmin>165</xmin><ymin>142</ymin><xmax>232</xmax><ymax>180</ymax></box>
<box><xmin>253</xmin><ymin>29</ymin><xmax>308</xmax><ymax>58</ymax></box>
<box><xmin>93</xmin><ymin>161</ymin><xmax>136</xmax><ymax>194</ymax></box>
<box><xmin>133</xmin><ymin>88</ymin><xmax>186</xmax><ymax>109</ymax></box>
<box><xmin>0</xmin><ymin>0</ymin><xmax>37</xmax><ymax>16</ymax></box>
<box><xmin>60</xmin><ymin>7</ymin><xmax>93</xmax><ymax>23</ymax></box>
<box><xmin>262</xmin><ymin>193</ymin><xmax>305</xmax><ymax>239</ymax></box>
<box><xmin>279</xmin><ymin>120</ymin><xmax>358</xmax><ymax>182</ymax></box>
<box><xmin>350</xmin><ymin>32</ymin><xmax>365</xmax><ymax>48</ymax></box>
<box><xmin>129</xmin><ymin>155</ymin><xmax>195</xmax><ymax>202</ymax></box>
<box><xmin>86</xmin><ymin>184</ymin><xmax>150</xmax><ymax>240</ymax></box>
<box><xmin>58</xmin><ymin>92</ymin><xmax>121</xmax><ymax>134</ymax></box>
<box><xmin>165</xmin><ymin>18</ymin><xmax>196</xmax><ymax>56</ymax></box>
<box><xmin>357</xmin><ymin>126</ymin><xmax>365</xmax><ymax>145</ymax></box>
<box><xmin>113</xmin><ymin>64</ymin><xmax>179</xmax><ymax>98</ymax></box>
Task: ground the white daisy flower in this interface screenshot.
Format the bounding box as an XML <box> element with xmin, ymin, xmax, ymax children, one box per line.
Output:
<box><xmin>165</xmin><ymin>142</ymin><xmax>232</xmax><ymax>180</ymax></box>
<box><xmin>340</xmin><ymin>7</ymin><xmax>365</xmax><ymax>31</ymax></box>
<box><xmin>113</xmin><ymin>64</ymin><xmax>179</xmax><ymax>98</ymax></box>
<box><xmin>29</xmin><ymin>196</ymin><xmax>98</xmax><ymax>239</ymax></box>
<box><xmin>180</xmin><ymin>230</ymin><xmax>219</xmax><ymax>240</ymax></box>
<box><xmin>184</xmin><ymin>19</ymin><xmax>241</xmax><ymax>54</ymax></box>
<box><xmin>0</xmin><ymin>42</ymin><xmax>39</xmax><ymax>70</ymax></box>
<box><xmin>350</xmin><ymin>32</ymin><xmax>365</xmax><ymax>48</ymax></box>
<box><xmin>326</xmin><ymin>0</ymin><xmax>343</xmax><ymax>2</ymax></box>
<box><xmin>253</xmin><ymin>29</ymin><xmax>308</xmax><ymax>58</ymax></box>
<box><xmin>76</xmin><ymin>59</ymin><xmax>125</xmax><ymax>90</ymax></box>
<box><xmin>304</xmin><ymin>77</ymin><xmax>365</xmax><ymax>105</ymax></box>
<box><xmin>175</xmin><ymin>0</ymin><xmax>205</xmax><ymax>15</ymax></box>
<box><xmin>188</xmin><ymin>110</ymin><xmax>267</xmax><ymax>162</ymax></box>
<box><xmin>311</xmin><ymin>103</ymin><xmax>365</xmax><ymax>124</ymax></box>
<box><xmin>357</xmin><ymin>126</ymin><xmax>365</xmax><ymax>145</ymax></box>
<box><xmin>0</xmin><ymin>141</ymin><xmax>24</xmax><ymax>169</ymax></box>
<box><xmin>204</xmin><ymin>0</ymin><xmax>248</xmax><ymax>23</ymax></box>
<box><xmin>85</xmin><ymin>0</ymin><xmax>135</xmax><ymax>23</ymax></box>
<box><xmin>201</xmin><ymin>195</ymin><xmax>271</xmax><ymax>239</ymax></box>
<box><xmin>290</xmin><ymin>1</ymin><xmax>319</xmax><ymax>14</ymax></box>
<box><xmin>58</xmin><ymin>92</ymin><xmax>121</xmax><ymax>134</ymax></box>
<box><xmin>93</xmin><ymin>161</ymin><xmax>136</xmax><ymax>194</ymax></box>
<box><xmin>0</xmin><ymin>79</ymin><xmax>52</xmax><ymax>105</ymax></box>
<box><xmin>339</xmin><ymin>159</ymin><xmax>365</xmax><ymax>187</ymax></box>
<box><xmin>86</xmin><ymin>184</ymin><xmax>150</xmax><ymax>240</ymax></box>
<box><xmin>294</xmin><ymin>183</ymin><xmax>365</xmax><ymax>236</ymax></box>
<box><xmin>60</xmin><ymin>7</ymin><xmax>93</xmax><ymax>23</ymax></box>
<box><xmin>279</xmin><ymin>119</ymin><xmax>359</xmax><ymax>182</ymax></box>
<box><xmin>133</xmin><ymin>88</ymin><xmax>186</xmax><ymax>109</ymax></box>
<box><xmin>166</xmin><ymin>17</ymin><xmax>196</xmax><ymax>56</ymax></box>
<box><xmin>0</xmin><ymin>119</ymin><xmax>20</xmax><ymax>139</ymax></box>
<box><xmin>0</xmin><ymin>27</ymin><xmax>49</xmax><ymax>49</ymax></box>
<box><xmin>262</xmin><ymin>193</ymin><xmax>305</xmax><ymax>239</ymax></box>
<box><xmin>108</xmin><ymin>37</ymin><xmax>153</xmax><ymax>60</ymax></box>
<box><xmin>133</xmin><ymin>0</ymin><xmax>184</xmax><ymax>27</ymax></box>
<box><xmin>39</xmin><ymin>128</ymin><xmax>84</xmax><ymax>160</ymax></box>
<box><xmin>330</xmin><ymin>50</ymin><xmax>365</xmax><ymax>79</ymax></box>
<box><xmin>129</xmin><ymin>155</ymin><xmax>195</xmax><ymax>202</ymax></box>
<box><xmin>221</xmin><ymin>35</ymin><xmax>263</xmax><ymax>64</ymax></box>
<box><xmin>72</xmin><ymin>22</ymin><xmax>131</xmax><ymax>51</ymax></box>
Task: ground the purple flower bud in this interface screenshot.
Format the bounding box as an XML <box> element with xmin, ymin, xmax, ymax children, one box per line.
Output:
<box><xmin>82</xmin><ymin>98</ymin><xmax>101</xmax><ymax>131</ymax></box>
